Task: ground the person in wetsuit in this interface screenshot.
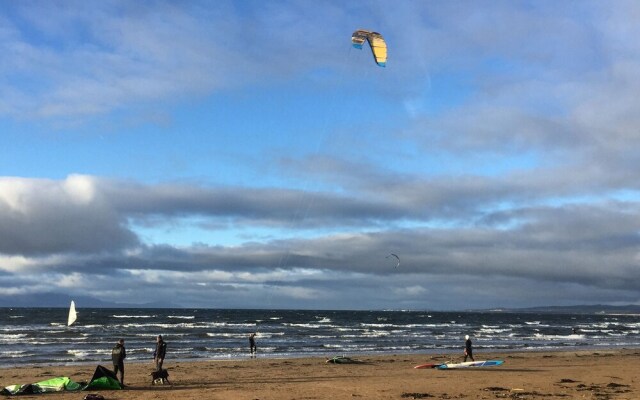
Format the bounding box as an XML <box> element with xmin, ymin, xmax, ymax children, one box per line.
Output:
<box><xmin>464</xmin><ymin>335</ymin><xmax>475</xmax><ymax>362</ymax></box>
<box><xmin>153</xmin><ymin>335</ymin><xmax>167</xmax><ymax>371</ymax></box>
<box><xmin>249</xmin><ymin>332</ymin><xmax>257</xmax><ymax>356</ymax></box>
<box><xmin>112</xmin><ymin>339</ymin><xmax>126</xmax><ymax>385</ymax></box>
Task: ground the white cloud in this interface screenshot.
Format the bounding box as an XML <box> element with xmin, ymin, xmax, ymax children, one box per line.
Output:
<box><xmin>57</xmin><ymin>272</ymin><xmax>89</xmax><ymax>288</ymax></box>
<box><xmin>398</xmin><ymin>285</ymin><xmax>428</xmax><ymax>297</ymax></box>
<box><xmin>0</xmin><ymin>176</ymin><xmax>138</xmax><ymax>255</ymax></box>
<box><xmin>277</xmin><ymin>286</ymin><xmax>324</xmax><ymax>300</ymax></box>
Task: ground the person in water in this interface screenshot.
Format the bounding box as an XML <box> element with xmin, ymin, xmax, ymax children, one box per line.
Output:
<box><xmin>464</xmin><ymin>335</ymin><xmax>475</xmax><ymax>362</ymax></box>
<box><xmin>153</xmin><ymin>335</ymin><xmax>167</xmax><ymax>371</ymax></box>
<box><xmin>111</xmin><ymin>339</ymin><xmax>126</xmax><ymax>386</ymax></box>
<box><xmin>249</xmin><ymin>332</ymin><xmax>257</xmax><ymax>356</ymax></box>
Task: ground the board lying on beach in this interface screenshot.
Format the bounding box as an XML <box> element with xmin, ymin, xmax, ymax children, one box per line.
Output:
<box><xmin>437</xmin><ymin>360</ymin><xmax>504</xmax><ymax>369</ymax></box>
<box><xmin>413</xmin><ymin>363</ymin><xmax>442</xmax><ymax>369</ymax></box>
<box><xmin>326</xmin><ymin>356</ymin><xmax>365</xmax><ymax>364</ymax></box>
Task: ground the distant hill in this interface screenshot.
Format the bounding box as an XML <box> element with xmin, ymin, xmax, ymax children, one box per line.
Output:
<box><xmin>0</xmin><ymin>292</ymin><xmax>182</xmax><ymax>308</ymax></box>
<box><xmin>495</xmin><ymin>304</ymin><xmax>640</xmax><ymax>315</ymax></box>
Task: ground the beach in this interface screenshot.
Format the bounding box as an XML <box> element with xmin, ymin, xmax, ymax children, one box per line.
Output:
<box><xmin>2</xmin><ymin>350</ymin><xmax>638</xmax><ymax>399</ymax></box>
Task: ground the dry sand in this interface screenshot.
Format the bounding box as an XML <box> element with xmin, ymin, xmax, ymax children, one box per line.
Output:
<box><xmin>2</xmin><ymin>349</ymin><xmax>639</xmax><ymax>399</ymax></box>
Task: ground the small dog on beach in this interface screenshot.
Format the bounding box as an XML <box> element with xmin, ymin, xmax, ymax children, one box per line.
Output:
<box><xmin>150</xmin><ymin>369</ymin><xmax>170</xmax><ymax>385</ymax></box>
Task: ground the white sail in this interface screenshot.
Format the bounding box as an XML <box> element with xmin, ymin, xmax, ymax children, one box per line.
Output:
<box><xmin>67</xmin><ymin>300</ymin><xmax>77</xmax><ymax>326</ymax></box>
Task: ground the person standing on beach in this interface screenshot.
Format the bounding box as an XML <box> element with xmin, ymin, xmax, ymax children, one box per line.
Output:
<box><xmin>463</xmin><ymin>335</ymin><xmax>474</xmax><ymax>362</ymax></box>
<box><xmin>154</xmin><ymin>335</ymin><xmax>167</xmax><ymax>371</ymax></box>
<box><xmin>111</xmin><ymin>339</ymin><xmax>126</xmax><ymax>386</ymax></box>
<box><xmin>249</xmin><ymin>332</ymin><xmax>257</xmax><ymax>356</ymax></box>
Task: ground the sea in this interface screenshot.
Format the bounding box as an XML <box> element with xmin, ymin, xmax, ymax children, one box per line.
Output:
<box><xmin>2</xmin><ymin>308</ymin><xmax>639</xmax><ymax>367</ymax></box>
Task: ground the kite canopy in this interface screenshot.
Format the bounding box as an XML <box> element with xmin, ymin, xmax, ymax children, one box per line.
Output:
<box><xmin>386</xmin><ymin>253</ymin><xmax>400</xmax><ymax>268</ymax></box>
<box><xmin>351</xmin><ymin>29</ymin><xmax>387</xmax><ymax>67</ymax></box>
<box><xmin>1</xmin><ymin>377</ymin><xmax>81</xmax><ymax>395</ymax></box>
<box><xmin>1</xmin><ymin>365</ymin><xmax>122</xmax><ymax>395</ymax></box>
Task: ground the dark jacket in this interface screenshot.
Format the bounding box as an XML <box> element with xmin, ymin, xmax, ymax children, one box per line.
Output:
<box><xmin>112</xmin><ymin>343</ymin><xmax>126</xmax><ymax>365</ymax></box>
<box><xmin>154</xmin><ymin>340</ymin><xmax>167</xmax><ymax>359</ymax></box>
<box><xmin>465</xmin><ymin>339</ymin><xmax>473</xmax><ymax>352</ymax></box>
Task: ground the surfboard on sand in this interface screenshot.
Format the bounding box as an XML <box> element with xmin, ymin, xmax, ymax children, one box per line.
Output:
<box><xmin>413</xmin><ymin>363</ymin><xmax>442</xmax><ymax>369</ymax></box>
<box><xmin>326</xmin><ymin>356</ymin><xmax>365</xmax><ymax>364</ymax></box>
<box><xmin>437</xmin><ymin>360</ymin><xmax>504</xmax><ymax>369</ymax></box>
<box><xmin>67</xmin><ymin>300</ymin><xmax>77</xmax><ymax>326</ymax></box>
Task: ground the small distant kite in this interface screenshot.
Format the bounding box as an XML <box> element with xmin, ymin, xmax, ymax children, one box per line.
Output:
<box><xmin>386</xmin><ymin>253</ymin><xmax>400</xmax><ymax>269</ymax></box>
<box><xmin>351</xmin><ymin>29</ymin><xmax>387</xmax><ymax>67</ymax></box>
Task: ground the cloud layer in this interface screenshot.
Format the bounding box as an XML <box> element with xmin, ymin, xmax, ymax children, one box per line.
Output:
<box><xmin>1</xmin><ymin>170</ymin><xmax>638</xmax><ymax>309</ymax></box>
<box><xmin>1</xmin><ymin>1</ymin><xmax>640</xmax><ymax>309</ymax></box>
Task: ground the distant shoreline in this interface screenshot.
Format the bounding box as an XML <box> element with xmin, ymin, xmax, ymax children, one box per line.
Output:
<box><xmin>3</xmin><ymin>303</ymin><xmax>640</xmax><ymax>314</ymax></box>
<box><xmin>3</xmin><ymin>345</ymin><xmax>640</xmax><ymax>370</ymax></box>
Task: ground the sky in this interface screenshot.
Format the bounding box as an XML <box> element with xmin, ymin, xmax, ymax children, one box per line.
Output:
<box><xmin>1</xmin><ymin>0</ymin><xmax>640</xmax><ymax>310</ymax></box>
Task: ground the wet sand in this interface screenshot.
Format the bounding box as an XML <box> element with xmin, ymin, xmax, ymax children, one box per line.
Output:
<box><xmin>2</xmin><ymin>349</ymin><xmax>639</xmax><ymax>399</ymax></box>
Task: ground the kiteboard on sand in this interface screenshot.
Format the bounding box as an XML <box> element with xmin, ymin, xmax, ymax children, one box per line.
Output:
<box><xmin>326</xmin><ymin>356</ymin><xmax>365</xmax><ymax>364</ymax></box>
<box><xmin>67</xmin><ymin>300</ymin><xmax>77</xmax><ymax>326</ymax></box>
<box><xmin>413</xmin><ymin>363</ymin><xmax>442</xmax><ymax>369</ymax></box>
<box><xmin>437</xmin><ymin>360</ymin><xmax>504</xmax><ymax>369</ymax></box>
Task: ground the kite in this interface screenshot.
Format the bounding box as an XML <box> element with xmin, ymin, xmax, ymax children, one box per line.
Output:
<box><xmin>1</xmin><ymin>365</ymin><xmax>122</xmax><ymax>395</ymax></box>
<box><xmin>386</xmin><ymin>253</ymin><xmax>400</xmax><ymax>268</ymax></box>
<box><xmin>351</xmin><ymin>29</ymin><xmax>387</xmax><ymax>67</ymax></box>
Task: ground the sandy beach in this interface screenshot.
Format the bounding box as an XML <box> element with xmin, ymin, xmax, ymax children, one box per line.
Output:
<box><xmin>2</xmin><ymin>349</ymin><xmax>638</xmax><ymax>399</ymax></box>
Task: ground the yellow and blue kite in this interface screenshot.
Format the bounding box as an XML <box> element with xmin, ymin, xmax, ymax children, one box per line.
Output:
<box><xmin>351</xmin><ymin>29</ymin><xmax>387</xmax><ymax>67</ymax></box>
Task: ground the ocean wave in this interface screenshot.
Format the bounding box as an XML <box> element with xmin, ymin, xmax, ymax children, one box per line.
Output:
<box><xmin>0</xmin><ymin>333</ymin><xmax>28</xmax><ymax>340</ymax></box>
<box><xmin>284</xmin><ymin>323</ymin><xmax>324</xmax><ymax>329</ymax></box>
<box><xmin>360</xmin><ymin>323</ymin><xmax>394</xmax><ymax>328</ymax></box>
<box><xmin>3</xmin><ymin>308</ymin><xmax>640</xmax><ymax>366</ymax></box>
<box><xmin>479</xmin><ymin>328</ymin><xmax>512</xmax><ymax>334</ymax></box>
<box><xmin>67</xmin><ymin>348</ymin><xmax>111</xmax><ymax>358</ymax></box>
<box><xmin>533</xmin><ymin>333</ymin><xmax>585</xmax><ymax>340</ymax></box>
<box><xmin>205</xmin><ymin>332</ymin><xmax>248</xmax><ymax>339</ymax></box>
<box><xmin>1</xmin><ymin>350</ymin><xmax>30</xmax><ymax>357</ymax></box>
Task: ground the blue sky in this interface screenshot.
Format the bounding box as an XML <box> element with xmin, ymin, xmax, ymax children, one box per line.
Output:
<box><xmin>1</xmin><ymin>0</ymin><xmax>640</xmax><ymax>309</ymax></box>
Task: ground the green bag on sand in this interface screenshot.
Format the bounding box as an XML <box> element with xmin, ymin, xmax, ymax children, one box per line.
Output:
<box><xmin>82</xmin><ymin>365</ymin><xmax>123</xmax><ymax>390</ymax></box>
<box><xmin>83</xmin><ymin>376</ymin><xmax>122</xmax><ymax>390</ymax></box>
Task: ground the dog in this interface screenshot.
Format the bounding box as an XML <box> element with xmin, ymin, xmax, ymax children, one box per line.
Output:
<box><xmin>150</xmin><ymin>369</ymin><xmax>170</xmax><ymax>385</ymax></box>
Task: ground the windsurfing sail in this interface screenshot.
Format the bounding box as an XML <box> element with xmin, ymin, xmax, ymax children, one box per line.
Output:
<box><xmin>386</xmin><ymin>253</ymin><xmax>400</xmax><ymax>268</ymax></box>
<box><xmin>67</xmin><ymin>300</ymin><xmax>77</xmax><ymax>326</ymax></box>
<box><xmin>351</xmin><ymin>29</ymin><xmax>387</xmax><ymax>67</ymax></box>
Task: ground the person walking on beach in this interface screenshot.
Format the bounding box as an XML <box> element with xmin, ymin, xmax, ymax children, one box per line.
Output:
<box><xmin>111</xmin><ymin>339</ymin><xmax>126</xmax><ymax>386</ymax></box>
<box><xmin>463</xmin><ymin>335</ymin><xmax>474</xmax><ymax>362</ymax></box>
<box><xmin>249</xmin><ymin>332</ymin><xmax>257</xmax><ymax>356</ymax></box>
<box><xmin>154</xmin><ymin>335</ymin><xmax>167</xmax><ymax>371</ymax></box>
